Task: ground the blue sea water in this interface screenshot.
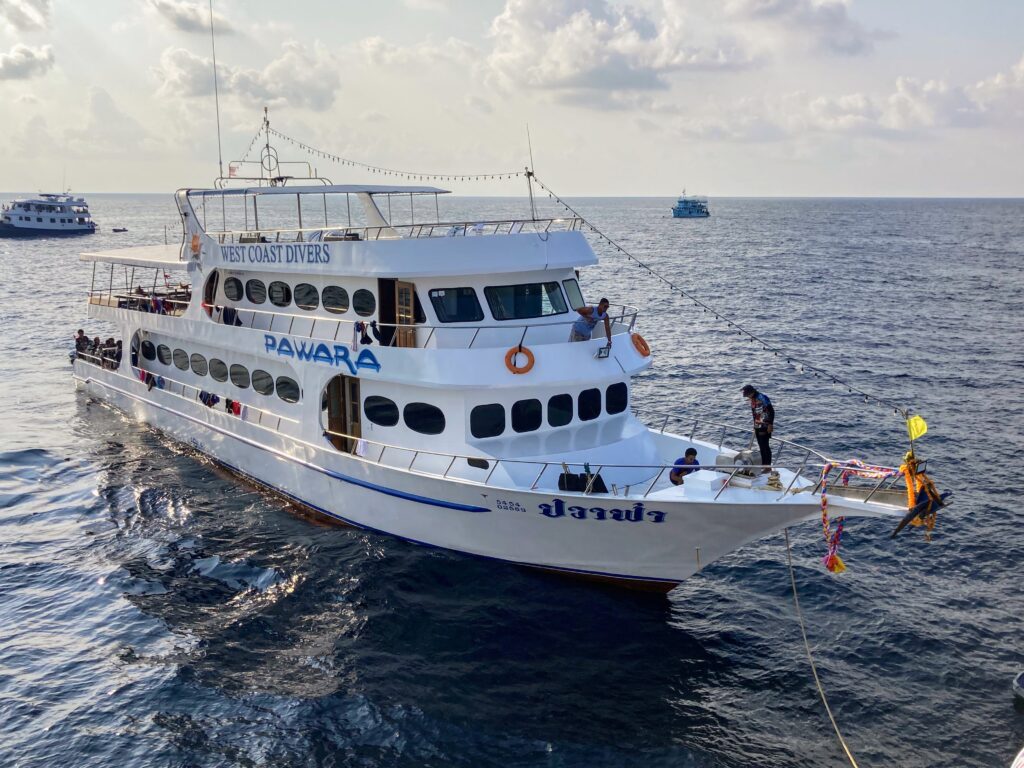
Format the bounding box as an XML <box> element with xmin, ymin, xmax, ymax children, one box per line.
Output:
<box><xmin>1</xmin><ymin>194</ymin><xmax>1022</xmax><ymax>767</ymax></box>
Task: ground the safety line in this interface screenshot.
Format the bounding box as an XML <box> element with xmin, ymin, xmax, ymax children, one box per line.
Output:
<box><xmin>784</xmin><ymin>529</ymin><xmax>860</xmax><ymax>768</ymax></box>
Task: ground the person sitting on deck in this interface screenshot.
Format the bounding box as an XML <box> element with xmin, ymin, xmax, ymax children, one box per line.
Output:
<box><xmin>74</xmin><ymin>330</ymin><xmax>89</xmax><ymax>352</ymax></box>
<box><xmin>669</xmin><ymin>448</ymin><xmax>700</xmax><ymax>485</ymax></box>
<box><xmin>569</xmin><ymin>297</ymin><xmax>612</xmax><ymax>345</ymax></box>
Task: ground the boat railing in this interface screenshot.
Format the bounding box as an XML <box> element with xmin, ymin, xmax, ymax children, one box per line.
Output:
<box><xmin>205</xmin><ymin>217</ymin><xmax>584</xmax><ymax>243</ymax></box>
<box><xmin>203</xmin><ymin>301</ymin><xmax>640</xmax><ymax>350</ymax></box>
<box><xmin>88</xmin><ymin>290</ymin><xmax>191</xmax><ymax>317</ymax></box>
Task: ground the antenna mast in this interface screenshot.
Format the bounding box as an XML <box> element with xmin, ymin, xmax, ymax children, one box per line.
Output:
<box><xmin>525</xmin><ymin>124</ymin><xmax>536</xmax><ymax>220</ymax></box>
<box><xmin>209</xmin><ymin>0</ymin><xmax>224</xmax><ymax>179</ymax></box>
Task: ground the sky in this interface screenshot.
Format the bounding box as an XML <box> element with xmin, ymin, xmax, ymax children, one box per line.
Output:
<box><xmin>1</xmin><ymin>0</ymin><xmax>1022</xmax><ymax>196</ymax></box>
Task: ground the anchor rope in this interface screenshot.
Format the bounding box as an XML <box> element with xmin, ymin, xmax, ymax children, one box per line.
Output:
<box><xmin>785</xmin><ymin>528</ymin><xmax>861</xmax><ymax>768</ymax></box>
<box><xmin>530</xmin><ymin>174</ymin><xmax>912</xmax><ymax>422</ymax></box>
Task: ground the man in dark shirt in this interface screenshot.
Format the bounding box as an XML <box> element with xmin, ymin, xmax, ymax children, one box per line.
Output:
<box><xmin>669</xmin><ymin>447</ymin><xmax>700</xmax><ymax>485</ymax></box>
<box><xmin>742</xmin><ymin>384</ymin><xmax>775</xmax><ymax>468</ymax></box>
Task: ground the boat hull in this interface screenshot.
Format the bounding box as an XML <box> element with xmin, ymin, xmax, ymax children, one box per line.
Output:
<box><xmin>0</xmin><ymin>224</ymin><xmax>96</xmax><ymax>238</ymax></box>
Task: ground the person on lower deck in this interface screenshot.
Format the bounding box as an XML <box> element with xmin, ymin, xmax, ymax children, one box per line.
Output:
<box><xmin>742</xmin><ymin>384</ymin><xmax>774</xmax><ymax>468</ymax></box>
<box><xmin>669</xmin><ymin>447</ymin><xmax>700</xmax><ymax>485</ymax></box>
<box><xmin>74</xmin><ymin>329</ymin><xmax>88</xmax><ymax>352</ymax></box>
<box><xmin>569</xmin><ymin>297</ymin><xmax>612</xmax><ymax>345</ymax></box>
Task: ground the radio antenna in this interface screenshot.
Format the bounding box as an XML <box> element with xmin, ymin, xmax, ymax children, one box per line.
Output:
<box><xmin>209</xmin><ymin>0</ymin><xmax>224</xmax><ymax>179</ymax></box>
<box><xmin>525</xmin><ymin>124</ymin><xmax>537</xmax><ymax>220</ymax></box>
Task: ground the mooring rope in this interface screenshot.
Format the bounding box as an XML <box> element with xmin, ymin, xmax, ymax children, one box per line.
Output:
<box><xmin>785</xmin><ymin>529</ymin><xmax>861</xmax><ymax>767</ymax></box>
<box><xmin>530</xmin><ymin>174</ymin><xmax>912</xmax><ymax>422</ymax></box>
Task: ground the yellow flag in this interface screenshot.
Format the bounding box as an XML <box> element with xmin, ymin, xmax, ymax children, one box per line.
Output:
<box><xmin>907</xmin><ymin>414</ymin><xmax>928</xmax><ymax>441</ymax></box>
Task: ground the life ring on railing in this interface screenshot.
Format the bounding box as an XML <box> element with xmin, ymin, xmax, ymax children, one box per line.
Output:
<box><xmin>631</xmin><ymin>333</ymin><xmax>651</xmax><ymax>357</ymax></box>
<box><xmin>504</xmin><ymin>345</ymin><xmax>535</xmax><ymax>374</ymax></box>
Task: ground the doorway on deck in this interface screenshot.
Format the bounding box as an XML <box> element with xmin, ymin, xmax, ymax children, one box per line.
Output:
<box><xmin>376</xmin><ymin>279</ymin><xmax>423</xmax><ymax>348</ymax></box>
<box><xmin>324</xmin><ymin>374</ymin><xmax>361</xmax><ymax>453</ymax></box>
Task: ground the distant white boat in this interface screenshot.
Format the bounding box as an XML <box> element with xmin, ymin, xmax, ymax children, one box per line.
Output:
<box><xmin>671</xmin><ymin>190</ymin><xmax>709</xmax><ymax>218</ymax></box>
<box><xmin>0</xmin><ymin>193</ymin><xmax>96</xmax><ymax>237</ymax></box>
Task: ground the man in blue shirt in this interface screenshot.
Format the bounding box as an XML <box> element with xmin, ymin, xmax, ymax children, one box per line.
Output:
<box><xmin>569</xmin><ymin>297</ymin><xmax>612</xmax><ymax>345</ymax></box>
<box><xmin>669</xmin><ymin>447</ymin><xmax>700</xmax><ymax>485</ymax></box>
<box><xmin>742</xmin><ymin>384</ymin><xmax>775</xmax><ymax>468</ymax></box>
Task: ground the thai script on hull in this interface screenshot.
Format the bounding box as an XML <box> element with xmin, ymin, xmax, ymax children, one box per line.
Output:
<box><xmin>538</xmin><ymin>498</ymin><xmax>666</xmax><ymax>523</ymax></box>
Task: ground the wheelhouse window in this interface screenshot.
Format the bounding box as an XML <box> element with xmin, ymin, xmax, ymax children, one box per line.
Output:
<box><xmin>429</xmin><ymin>288</ymin><xmax>484</xmax><ymax>323</ymax></box>
<box><xmin>268</xmin><ymin>281</ymin><xmax>292</xmax><ymax>308</ymax></box>
<box><xmin>562</xmin><ymin>278</ymin><xmax>585</xmax><ymax>311</ymax></box>
<box><xmin>172</xmin><ymin>348</ymin><xmax>189</xmax><ymax>370</ymax></box>
<box><xmin>547</xmin><ymin>394</ymin><xmax>573</xmax><ymax>427</ymax></box>
<box><xmin>245</xmin><ymin>279</ymin><xmax>266</xmax><ymax>304</ymax></box>
<box><xmin>190</xmin><ymin>353</ymin><xmax>208</xmax><ymax>377</ymax></box>
<box><xmin>578</xmin><ymin>388</ymin><xmax>601</xmax><ymax>421</ymax></box>
<box><xmin>470</xmin><ymin>403</ymin><xmax>505</xmax><ymax>438</ymax></box>
<box><xmin>404</xmin><ymin>402</ymin><xmax>445</xmax><ymax>435</ymax></box>
<box><xmin>364</xmin><ymin>395</ymin><xmax>399</xmax><ymax>426</ymax></box>
<box><xmin>606</xmin><ymin>382</ymin><xmax>628</xmax><ymax>414</ymax></box>
<box><xmin>294</xmin><ymin>283</ymin><xmax>319</xmax><ymax>311</ymax></box>
<box><xmin>230</xmin><ymin>364</ymin><xmax>250</xmax><ymax>388</ymax></box>
<box><xmin>156</xmin><ymin>344</ymin><xmax>172</xmax><ymax>365</ymax></box>
<box><xmin>484</xmin><ymin>282</ymin><xmax>567</xmax><ymax>320</ymax></box>
<box><xmin>353</xmin><ymin>289</ymin><xmax>376</xmax><ymax>317</ymax></box>
<box><xmin>323</xmin><ymin>286</ymin><xmax>349</xmax><ymax>314</ymax></box>
<box><xmin>224</xmin><ymin>277</ymin><xmax>243</xmax><ymax>302</ymax></box>
<box><xmin>276</xmin><ymin>376</ymin><xmax>300</xmax><ymax>403</ymax></box>
<box><xmin>511</xmin><ymin>399</ymin><xmax>542</xmax><ymax>433</ymax></box>
<box><xmin>209</xmin><ymin>358</ymin><xmax>228</xmax><ymax>381</ymax></box>
<box><xmin>252</xmin><ymin>369</ymin><xmax>275</xmax><ymax>395</ymax></box>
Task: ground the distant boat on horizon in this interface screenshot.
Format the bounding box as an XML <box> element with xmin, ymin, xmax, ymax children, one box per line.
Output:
<box><xmin>0</xmin><ymin>193</ymin><xmax>97</xmax><ymax>237</ymax></box>
<box><xmin>671</xmin><ymin>190</ymin><xmax>710</xmax><ymax>218</ymax></box>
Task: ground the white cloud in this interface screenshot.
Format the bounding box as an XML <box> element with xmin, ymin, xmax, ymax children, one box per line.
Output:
<box><xmin>147</xmin><ymin>0</ymin><xmax>234</xmax><ymax>35</ymax></box>
<box><xmin>154</xmin><ymin>42</ymin><xmax>342</xmax><ymax>112</ymax></box>
<box><xmin>0</xmin><ymin>43</ymin><xmax>53</xmax><ymax>79</ymax></box>
<box><xmin>726</xmin><ymin>0</ymin><xmax>885</xmax><ymax>56</ymax></box>
<box><xmin>403</xmin><ymin>0</ymin><xmax>449</xmax><ymax>10</ymax></box>
<box><xmin>358</xmin><ymin>35</ymin><xmax>476</xmax><ymax>69</ymax></box>
<box><xmin>0</xmin><ymin>0</ymin><xmax>50</xmax><ymax>32</ymax></box>
<box><xmin>68</xmin><ymin>88</ymin><xmax>152</xmax><ymax>154</ymax></box>
<box><xmin>485</xmin><ymin>0</ymin><xmax>755</xmax><ymax>99</ymax></box>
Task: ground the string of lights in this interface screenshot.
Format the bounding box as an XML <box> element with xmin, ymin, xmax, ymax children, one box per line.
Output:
<box><xmin>234</xmin><ymin>120</ymin><xmax>267</xmax><ymax>165</ymax></box>
<box><xmin>265</xmin><ymin>127</ymin><xmax>524</xmax><ymax>182</ymax></box>
<box><xmin>531</xmin><ymin>174</ymin><xmax>912</xmax><ymax>420</ymax></box>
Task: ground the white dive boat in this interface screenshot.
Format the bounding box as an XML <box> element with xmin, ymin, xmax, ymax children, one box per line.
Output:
<box><xmin>671</xmin><ymin>190</ymin><xmax>709</xmax><ymax>218</ymax></box>
<box><xmin>1</xmin><ymin>193</ymin><xmax>96</xmax><ymax>236</ymax></box>
<box><xmin>71</xmin><ymin>169</ymin><xmax>936</xmax><ymax>591</ymax></box>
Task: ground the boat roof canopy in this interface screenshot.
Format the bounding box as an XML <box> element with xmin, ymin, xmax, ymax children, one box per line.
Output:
<box><xmin>185</xmin><ymin>184</ymin><xmax>451</xmax><ymax>198</ymax></box>
<box><xmin>80</xmin><ymin>243</ymin><xmax>184</xmax><ymax>269</ymax></box>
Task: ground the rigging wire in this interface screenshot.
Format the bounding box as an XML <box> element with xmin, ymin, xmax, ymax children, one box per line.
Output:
<box><xmin>208</xmin><ymin>0</ymin><xmax>224</xmax><ymax>180</ymax></box>
<box><xmin>785</xmin><ymin>529</ymin><xmax>861</xmax><ymax>768</ymax></box>
<box><xmin>529</xmin><ymin>173</ymin><xmax>912</xmax><ymax>422</ymax></box>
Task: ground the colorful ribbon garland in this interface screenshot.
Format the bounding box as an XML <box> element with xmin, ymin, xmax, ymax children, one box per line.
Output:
<box><xmin>819</xmin><ymin>463</ymin><xmax>847</xmax><ymax>573</ymax></box>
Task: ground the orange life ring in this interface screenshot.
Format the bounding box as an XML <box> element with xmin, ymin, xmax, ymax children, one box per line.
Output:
<box><xmin>504</xmin><ymin>345</ymin><xmax>535</xmax><ymax>374</ymax></box>
<box><xmin>631</xmin><ymin>333</ymin><xmax>651</xmax><ymax>357</ymax></box>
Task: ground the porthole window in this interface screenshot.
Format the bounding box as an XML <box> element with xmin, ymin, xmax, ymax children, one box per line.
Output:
<box><xmin>141</xmin><ymin>340</ymin><xmax>156</xmax><ymax>361</ymax></box>
<box><xmin>173</xmin><ymin>348</ymin><xmax>189</xmax><ymax>370</ymax></box>
<box><xmin>511</xmin><ymin>399</ymin><xmax>542</xmax><ymax>433</ymax></box>
<box><xmin>404</xmin><ymin>402</ymin><xmax>445</xmax><ymax>435</ymax></box>
<box><xmin>578</xmin><ymin>388</ymin><xmax>601</xmax><ymax>421</ymax></box>
<box><xmin>230</xmin><ymin>363</ymin><xmax>250</xmax><ymax>388</ymax></box>
<box><xmin>548</xmin><ymin>394</ymin><xmax>573</xmax><ymax>427</ymax></box>
<box><xmin>606</xmin><ymin>382</ymin><xmax>628</xmax><ymax>414</ymax></box>
<box><xmin>470</xmin><ymin>403</ymin><xmax>505</xmax><ymax>438</ymax></box>
<box><xmin>323</xmin><ymin>285</ymin><xmax>349</xmax><ymax>314</ymax></box>
<box><xmin>209</xmin><ymin>358</ymin><xmax>228</xmax><ymax>382</ymax></box>
<box><xmin>190</xmin><ymin>353</ymin><xmax>208</xmax><ymax>377</ymax></box>
<box><xmin>294</xmin><ymin>283</ymin><xmax>319</xmax><ymax>311</ymax></box>
<box><xmin>224</xmin><ymin>277</ymin><xmax>243</xmax><ymax>301</ymax></box>
<box><xmin>245</xmin><ymin>279</ymin><xmax>266</xmax><ymax>304</ymax></box>
<box><xmin>276</xmin><ymin>376</ymin><xmax>300</xmax><ymax>403</ymax></box>
<box><xmin>268</xmin><ymin>281</ymin><xmax>292</xmax><ymax>307</ymax></box>
<box><xmin>364</xmin><ymin>395</ymin><xmax>399</xmax><ymax>426</ymax></box>
<box><xmin>353</xmin><ymin>289</ymin><xmax>376</xmax><ymax>317</ymax></box>
<box><xmin>156</xmin><ymin>344</ymin><xmax>172</xmax><ymax>365</ymax></box>
<box><xmin>252</xmin><ymin>369</ymin><xmax>274</xmax><ymax>395</ymax></box>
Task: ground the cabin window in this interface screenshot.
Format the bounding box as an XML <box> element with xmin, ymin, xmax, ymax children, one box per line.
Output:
<box><xmin>470</xmin><ymin>403</ymin><xmax>505</xmax><ymax>438</ymax></box>
<box><xmin>578</xmin><ymin>388</ymin><xmax>601</xmax><ymax>421</ymax></box>
<box><xmin>364</xmin><ymin>395</ymin><xmax>399</xmax><ymax>426</ymax></box>
<box><xmin>429</xmin><ymin>287</ymin><xmax>484</xmax><ymax>323</ymax></box>
<box><xmin>606</xmin><ymin>382</ymin><xmax>628</xmax><ymax>414</ymax></box>
<box><xmin>353</xmin><ymin>289</ymin><xmax>376</xmax><ymax>317</ymax></box>
<box><xmin>230</xmin><ymin>364</ymin><xmax>250</xmax><ymax>388</ymax></box>
<box><xmin>512</xmin><ymin>399</ymin><xmax>542</xmax><ymax>433</ymax></box>
<box><xmin>252</xmin><ymin>369</ymin><xmax>275</xmax><ymax>395</ymax></box>
<box><xmin>484</xmin><ymin>282</ymin><xmax>568</xmax><ymax>320</ymax></box>
<box><xmin>294</xmin><ymin>283</ymin><xmax>319</xmax><ymax>311</ymax></box>
<box><xmin>404</xmin><ymin>402</ymin><xmax>445</xmax><ymax>435</ymax></box>
<box><xmin>548</xmin><ymin>394</ymin><xmax>573</xmax><ymax>427</ymax></box>
<box><xmin>562</xmin><ymin>279</ymin><xmax>585</xmax><ymax>311</ymax></box>
<box><xmin>245</xmin><ymin>279</ymin><xmax>266</xmax><ymax>304</ymax></box>
<box><xmin>323</xmin><ymin>285</ymin><xmax>349</xmax><ymax>314</ymax></box>
<box><xmin>276</xmin><ymin>376</ymin><xmax>300</xmax><ymax>403</ymax></box>
<box><xmin>224</xmin><ymin>277</ymin><xmax>243</xmax><ymax>301</ymax></box>
<box><xmin>190</xmin><ymin>353</ymin><xmax>208</xmax><ymax>377</ymax></box>
<box><xmin>209</xmin><ymin>358</ymin><xmax>228</xmax><ymax>382</ymax></box>
<box><xmin>140</xmin><ymin>340</ymin><xmax>156</xmax><ymax>361</ymax></box>
<box><xmin>156</xmin><ymin>344</ymin><xmax>172</xmax><ymax>365</ymax></box>
<box><xmin>172</xmin><ymin>348</ymin><xmax>189</xmax><ymax>370</ymax></box>
<box><xmin>268</xmin><ymin>281</ymin><xmax>291</xmax><ymax>308</ymax></box>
